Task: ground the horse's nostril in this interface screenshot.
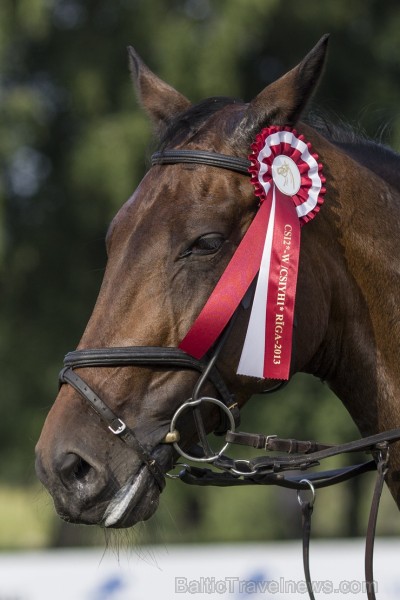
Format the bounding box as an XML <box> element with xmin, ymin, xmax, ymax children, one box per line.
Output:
<box><xmin>74</xmin><ymin>457</ymin><xmax>92</xmax><ymax>480</ymax></box>
<box><xmin>58</xmin><ymin>452</ymin><xmax>94</xmax><ymax>486</ymax></box>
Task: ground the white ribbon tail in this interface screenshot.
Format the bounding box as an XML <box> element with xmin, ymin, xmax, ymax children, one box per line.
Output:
<box><xmin>237</xmin><ymin>188</ymin><xmax>276</xmax><ymax>378</ymax></box>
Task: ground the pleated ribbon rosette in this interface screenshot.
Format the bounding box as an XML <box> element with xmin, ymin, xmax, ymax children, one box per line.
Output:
<box><xmin>179</xmin><ymin>126</ymin><xmax>325</xmax><ymax>380</ymax></box>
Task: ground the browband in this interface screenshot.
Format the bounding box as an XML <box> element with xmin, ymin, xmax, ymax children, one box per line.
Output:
<box><xmin>151</xmin><ymin>150</ymin><xmax>251</xmax><ymax>175</ymax></box>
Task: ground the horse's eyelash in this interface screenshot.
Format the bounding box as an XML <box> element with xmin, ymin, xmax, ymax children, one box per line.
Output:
<box><xmin>179</xmin><ymin>234</ymin><xmax>225</xmax><ymax>259</ymax></box>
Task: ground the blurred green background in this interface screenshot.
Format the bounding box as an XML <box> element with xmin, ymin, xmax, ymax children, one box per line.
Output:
<box><xmin>2</xmin><ymin>0</ymin><xmax>400</xmax><ymax>549</ymax></box>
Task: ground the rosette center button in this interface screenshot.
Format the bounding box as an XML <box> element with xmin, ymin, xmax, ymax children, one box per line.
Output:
<box><xmin>271</xmin><ymin>155</ymin><xmax>301</xmax><ymax>196</ymax></box>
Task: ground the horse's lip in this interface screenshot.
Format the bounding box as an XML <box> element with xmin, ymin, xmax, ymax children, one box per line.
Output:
<box><xmin>102</xmin><ymin>466</ymin><xmax>149</xmax><ymax>527</ymax></box>
<box><xmin>102</xmin><ymin>444</ymin><xmax>173</xmax><ymax>528</ymax></box>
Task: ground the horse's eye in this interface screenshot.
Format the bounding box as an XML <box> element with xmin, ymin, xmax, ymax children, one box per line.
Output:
<box><xmin>180</xmin><ymin>233</ymin><xmax>225</xmax><ymax>258</ymax></box>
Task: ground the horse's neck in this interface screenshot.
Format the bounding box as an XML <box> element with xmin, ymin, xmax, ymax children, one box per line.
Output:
<box><xmin>301</xmin><ymin>135</ymin><xmax>400</xmax><ymax>506</ymax></box>
<box><xmin>314</xmin><ymin>144</ymin><xmax>400</xmax><ymax>426</ymax></box>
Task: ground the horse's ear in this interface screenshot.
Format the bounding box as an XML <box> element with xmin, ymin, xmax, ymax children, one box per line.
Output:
<box><xmin>243</xmin><ymin>35</ymin><xmax>329</xmax><ymax>134</ymax></box>
<box><xmin>128</xmin><ymin>46</ymin><xmax>191</xmax><ymax>133</ymax></box>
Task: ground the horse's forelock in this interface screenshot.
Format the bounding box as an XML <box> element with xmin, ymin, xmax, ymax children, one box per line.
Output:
<box><xmin>158</xmin><ymin>96</ymin><xmax>245</xmax><ymax>150</ymax></box>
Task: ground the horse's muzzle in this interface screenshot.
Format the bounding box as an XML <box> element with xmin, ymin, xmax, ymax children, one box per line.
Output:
<box><xmin>35</xmin><ymin>441</ymin><xmax>172</xmax><ymax>527</ymax></box>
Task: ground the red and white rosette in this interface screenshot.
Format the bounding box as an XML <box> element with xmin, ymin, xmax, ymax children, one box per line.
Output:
<box><xmin>180</xmin><ymin>125</ymin><xmax>325</xmax><ymax>380</ymax></box>
<box><xmin>237</xmin><ymin>126</ymin><xmax>325</xmax><ymax>379</ymax></box>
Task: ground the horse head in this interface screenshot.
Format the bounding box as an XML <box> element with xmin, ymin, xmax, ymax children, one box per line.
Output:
<box><xmin>36</xmin><ymin>35</ymin><xmax>400</xmax><ymax>529</ymax></box>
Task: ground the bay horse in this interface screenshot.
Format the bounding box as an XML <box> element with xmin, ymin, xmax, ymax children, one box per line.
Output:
<box><xmin>36</xmin><ymin>35</ymin><xmax>400</xmax><ymax>541</ymax></box>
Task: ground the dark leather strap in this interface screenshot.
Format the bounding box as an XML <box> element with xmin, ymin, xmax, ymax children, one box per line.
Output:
<box><xmin>176</xmin><ymin>460</ymin><xmax>376</xmax><ymax>488</ymax></box>
<box><xmin>151</xmin><ymin>150</ymin><xmax>251</xmax><ymax>175</ymax></box>
<box><xmin>60</xmin><ymin>367</ymin><xmax>166</xmax><ymax>491</ymax></box>
<box><xmin>365</xmin><ymin>444</ymin><xmax>389</xmax><ymax>600</ymax></box>
<box><xmin>65</xmin><ymin>346</ymin><xmax>208</xmax><ymax>369</ymax></box>
<box><xmin>225</xmin><ymin>431</ymin><xmax>331</xmax><ymax>453</ymax></box>
<box><xmin>63</xmin><ymin>346</ymin><xmax>235</xmax><ymax>414</ymax></box>
<box><xmin>301</xmin><ymin>498</ymin><xmax>315</xmax><ymax>600</ymax></box>
<box><xmin>227</xmin><ymin>428</ymin><xmax>400</xmax><ymax>471</ymax></box>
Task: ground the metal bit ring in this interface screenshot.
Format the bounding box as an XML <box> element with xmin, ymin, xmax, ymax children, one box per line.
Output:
<box><xmin>297</xmin><ymin>479</ymin><xmax>316</xmax><ymax>507</ymax></box>
<box><xmin>169</xmin><ymin>396</ymin><xmax>236</xmax><ymax>463</ymax></box>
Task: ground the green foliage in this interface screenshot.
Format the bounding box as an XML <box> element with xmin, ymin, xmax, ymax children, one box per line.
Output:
<box><xmin>2</xmin><ymin>0</ymin><xmax>400</xmax><ymax>545</ymax></box>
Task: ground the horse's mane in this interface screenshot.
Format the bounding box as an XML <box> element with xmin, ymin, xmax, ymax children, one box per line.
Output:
<box><xmin>159</xmin><ymin>97</ymin><xmax>400</xmax><ymax>192</ymax></box>
<box><xmin>308</xmin><ymin>113</ymin><xmax>400</xmax><ymax>192</ymax></box>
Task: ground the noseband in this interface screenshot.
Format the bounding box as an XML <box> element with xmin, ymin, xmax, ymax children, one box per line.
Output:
<box><xmin>59</xmin><ymin>147</ymin><xmax>400</xmax><ymax>600</ymax></box>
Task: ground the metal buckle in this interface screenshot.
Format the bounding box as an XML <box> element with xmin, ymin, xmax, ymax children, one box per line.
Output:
<box><xmin>265</xmin><ymin>434</ymin><xmax>277</xmax><ymax>450</ymax></box>
<box><xmin>108</xmin><ymin>418</ymin><xmax>127</xmax><ymax>435</ymax></box>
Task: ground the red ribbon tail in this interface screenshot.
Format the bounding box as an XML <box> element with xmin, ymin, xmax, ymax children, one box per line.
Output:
<box><xmin>263</xmin><ymin>191</ymin><xmax>301</xmax><ymax>379</ymax></box>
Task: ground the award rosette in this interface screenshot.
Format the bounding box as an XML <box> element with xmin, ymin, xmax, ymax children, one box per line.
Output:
<box><xmin>180</xmin><ymin>125</ymin><xmax>325</xmax><ymax>380</ymax></box>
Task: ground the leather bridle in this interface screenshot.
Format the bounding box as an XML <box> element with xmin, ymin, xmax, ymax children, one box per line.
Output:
<box><xmin>59</xmin><ymin>147</ymin><xmax>400</xmax><ymax>600</ymax></box>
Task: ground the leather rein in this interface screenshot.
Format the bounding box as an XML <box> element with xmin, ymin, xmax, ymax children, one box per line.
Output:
<box><xmin>59</xmin><ymin>147</ymin><xmax>400</xmax><ymax>600</ymax></box>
